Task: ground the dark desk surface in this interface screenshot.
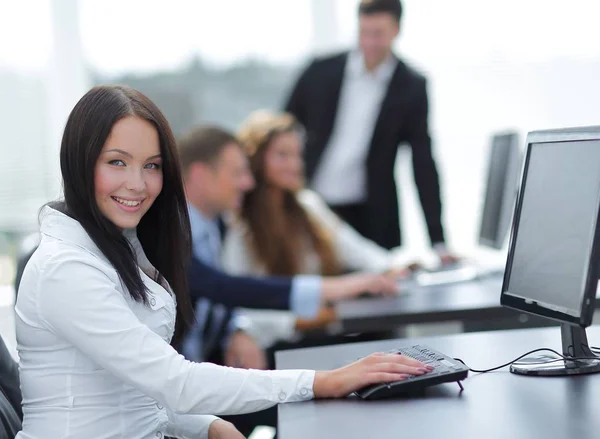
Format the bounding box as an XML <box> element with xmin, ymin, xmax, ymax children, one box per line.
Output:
<box><xmin>277</xmin><ymin>326</ymin><xmax>600</xmax><ymax>439</ymax></box>
<box><xmin>336</xmin><ymin>276</ymin><xmax>560</xmax><ymax>333</ymax></box>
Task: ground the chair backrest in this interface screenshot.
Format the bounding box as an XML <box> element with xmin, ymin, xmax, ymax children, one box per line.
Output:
<box><xmin>14</xmin><ymin>233</ymin><xmax>40</xmax><ymax>296</ymax></box>
<box><xmin>0</xmin><ymin>391</ymin><xmax>21</xmax><ymax>438</ymax></box>
<box><xmin>0</xmin><ymin>335</ymin><xmax>21</xmax><ymax>438</ymax></box>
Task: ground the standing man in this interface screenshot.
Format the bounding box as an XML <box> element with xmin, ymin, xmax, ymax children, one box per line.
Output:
<box><xmin>286</xmin><ymin>0</ymin><xmax>455</xmax><ymax>262</ymax></box>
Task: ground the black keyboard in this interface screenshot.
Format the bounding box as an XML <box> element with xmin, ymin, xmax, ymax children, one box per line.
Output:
<box><xmin>354</xmin><ymin>345</ymin><xmax>469</xmax><ymax>400</ymax></box>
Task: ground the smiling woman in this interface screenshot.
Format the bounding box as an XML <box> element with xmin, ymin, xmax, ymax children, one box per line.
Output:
<box><xmin>13</xmin><ymin>85</ymin><xmax>429</xmax><ymax>439</ymax></box>
<box><xmin>94</xmin><ymin>117</ymin><xmax>164</xmax><ymax>230</ymax></box>
<box><xmin>54</xmin><ymin>85</ymin><xmax>192</xmax><ymax>318</ymax></box>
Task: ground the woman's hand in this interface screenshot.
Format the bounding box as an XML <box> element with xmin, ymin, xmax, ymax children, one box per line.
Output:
<box><xmin>208</xmin><ymin>419</ymin><xmax>246</xmax><ymax>439</ymax></box>
<box><xmin>312</xmin><ymin>352</ymin><xmax>433</xmax><ymax>398</ymax></box>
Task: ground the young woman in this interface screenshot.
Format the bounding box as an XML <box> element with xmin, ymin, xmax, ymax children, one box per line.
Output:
<box><xmin>223</xmin><ymin>110</ymin><xmax>399</xmax><ymax>278</ymax></box>
<box><xmin>14</xmin><ymin>86</ymin><xmax>429</xmax><ymax>439</ymax></box>
<box><xmin>220</xmin><ymin>110</ymin><xmax>407</xmax><ymax>347</ymax></box>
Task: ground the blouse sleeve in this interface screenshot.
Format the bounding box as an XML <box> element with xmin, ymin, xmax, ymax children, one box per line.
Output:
<box><xmin>298</xmin><ymin>190</ymin><xmax>393</xmax><ymax>272</ymax></box>
<box><xmin>35</xmin><ymin>250</ymin><xmax>315</xmax><ymax>416</ymax></box>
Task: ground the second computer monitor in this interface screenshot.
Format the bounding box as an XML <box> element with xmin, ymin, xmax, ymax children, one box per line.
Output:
<box><xmin>479</xmin><ymin>132</ymin><xmax>522</xmax><ymax>249</ymax></box>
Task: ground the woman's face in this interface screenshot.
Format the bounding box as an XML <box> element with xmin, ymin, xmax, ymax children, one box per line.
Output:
<box><xmin>263</xmin><ymin>130</ymin><xmax>304</xmax><ymax>192</ymax></box>
<box><xmin>94</xmin><ymin>116</ymin><xmax>163</xmax><ymax>230</ymax></box>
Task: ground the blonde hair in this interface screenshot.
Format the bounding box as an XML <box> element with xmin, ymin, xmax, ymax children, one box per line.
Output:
<box><xmin>237</xmin><ymin>110</ymin><xmax>339</xmax><ymax>276</ymax></box>
<box><xmin>237</xmin><ymin>110</ymin><xmax>299</xmax><ymax>157</ymax></box>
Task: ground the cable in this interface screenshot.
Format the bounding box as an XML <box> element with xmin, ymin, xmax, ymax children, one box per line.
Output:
<box><xmin>454</xmin><ymin>347</ymin><xmax>600</xmax><ymax>374</ymax></box>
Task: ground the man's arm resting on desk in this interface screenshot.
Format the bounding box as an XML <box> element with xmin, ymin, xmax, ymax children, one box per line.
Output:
<box><xmin>188</xmin><ymin>257</ymin><xmax>325</xmax><ymax>319</ymax></box>
<box><xmin>188</xmin><ymin>257</ymin><xmax>293</xmax><ymax>310</ymax></box>
<box><xmin>188</xmin><ymin>257</ymin><xmax>397</xmax><ymax>320</ymax></box>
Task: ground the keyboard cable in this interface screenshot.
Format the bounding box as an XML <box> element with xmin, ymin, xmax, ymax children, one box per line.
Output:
<box><xmin>454</xmin><ymin>347</ymin><xmax>600</xmax><ymax>373</ymax></box>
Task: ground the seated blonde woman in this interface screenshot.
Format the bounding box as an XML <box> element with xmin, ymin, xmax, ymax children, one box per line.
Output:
<box><xmin>221</xmin><ymin>110</ymin><xmax>404</xmax><ymax>347</ymax></box>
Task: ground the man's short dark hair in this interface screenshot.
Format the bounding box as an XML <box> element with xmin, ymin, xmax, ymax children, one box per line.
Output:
<box><xmin>358</xmin><ymin>0</ymin><xmax>403</xmax><ymax>23</ymax></box>
<box><xmin>178</xmin><ymin>125</ymin><xmax>239</xmax><ymax>171</ymax></box>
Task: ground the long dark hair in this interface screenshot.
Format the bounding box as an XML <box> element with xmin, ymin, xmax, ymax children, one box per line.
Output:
<box><xmin>53</xmin><ymin>85</ymin><xmax>193</xmax><ymax>343</ymax></box>
<box><xmin>237</xmin><ymin>111</ymin><xmax>340</xmax><ymax>276</ymax></box>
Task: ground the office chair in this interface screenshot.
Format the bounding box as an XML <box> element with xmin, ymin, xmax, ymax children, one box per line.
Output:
<box><xmin>0</xmin><ymin>334</ymin><xmax>22</xmax><ymax>438</ymax></box>
<box><xmin>14</xmin><ymin>233</ymin><xmax>39</xmax><ymax>297</ymax></box>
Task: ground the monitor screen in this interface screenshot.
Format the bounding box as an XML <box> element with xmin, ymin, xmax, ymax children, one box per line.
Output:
<box><xmin>502</xmin><ymin>138</ymin><xmax>600</xmax><ymax>322</ymax></box>
<box><xmin>479</xmin><ymin>132</ymin><xmax>521</xmax><ymax>249</ymax></box>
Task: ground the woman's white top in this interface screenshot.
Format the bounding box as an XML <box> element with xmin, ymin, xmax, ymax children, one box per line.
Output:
<box><xmin>14</xmin><ymin>207</ymin><xmax>314</xmax><ymax>439</ymax></box>
<box><xmin>221</xmin><ymin>189</ymin><xmax>393</xmax><ymax>347</ymax></box>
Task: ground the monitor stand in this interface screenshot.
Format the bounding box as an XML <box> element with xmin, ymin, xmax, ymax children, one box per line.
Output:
<box><xmin>510</xmin><ymin>324</ymin><xmax>600</xmax><ymax>376</ymax></box>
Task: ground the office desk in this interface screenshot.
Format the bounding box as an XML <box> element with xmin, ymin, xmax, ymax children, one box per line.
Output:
<box><xmin>276</xmin><ymin>326</ymin><xmax>600</xmax><ymax>439</ymax></box>
<box><xmin>336</xmin><ymin>276</ymin><xmax>564</xmax><ymax>333</ymax></box>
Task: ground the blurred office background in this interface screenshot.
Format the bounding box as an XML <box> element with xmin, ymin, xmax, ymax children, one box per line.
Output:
<box><xmin>1</xmin><ymin>0</ymin><xmax>600</xmax><ymax>297</ymax></box>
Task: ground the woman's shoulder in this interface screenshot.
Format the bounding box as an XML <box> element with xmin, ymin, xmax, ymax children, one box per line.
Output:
<box><xmin>34</xmin><ymin>236</ymin><xmax>118</xmax><ymax>283</ymax></box>
<box><xmin>35</xmin><ymin>206</ymin><xmax>117</xmax><ymax>275</ymax></box>
<box><xmin>16</xmin><ymin>236</ymin><xmax>122</xmax><ymax>322</ymax></box>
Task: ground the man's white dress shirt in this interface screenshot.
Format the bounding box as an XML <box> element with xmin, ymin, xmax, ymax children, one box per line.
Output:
<box><xmin>311</xmin><ymin>51</ymin><xmax>397</xmax><ymax>204</ymax></box>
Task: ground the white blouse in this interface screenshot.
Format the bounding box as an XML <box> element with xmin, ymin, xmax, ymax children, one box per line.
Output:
<box><xmin>221</xmin><ymin>189</ymin><xmax>394</xmax><ymax>347</ymax></box>
<box><xmin>223</xmin><ymin>189</ymin><xmax>392</xmax><ymax>275</ymax></box>
<box><xmin>15</xmin><ymin>207</ymin><xmax>314</xmax><ymax>439</ymax></box>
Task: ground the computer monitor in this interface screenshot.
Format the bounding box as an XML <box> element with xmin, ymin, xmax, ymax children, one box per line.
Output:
<box><xmin>501</xmin><ymin>126</ymin><xmax>600</xmax><ymax>376</ymax></box>
<box><xmin>479</xmin><ymin>132</ymin><xmax>522</xmax><ymax>250</ymax></box>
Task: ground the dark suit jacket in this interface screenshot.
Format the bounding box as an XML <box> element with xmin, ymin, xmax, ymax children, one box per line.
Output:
<box><xmin>187</xmin><ymin>256</ymin><xmax>293</xmax><ymax>311</ymax></box>
<box><xmin>285</xmin><ymin>51</ymin><xmax>445</xmax><ymax>249</ymax></box>
<box><xmin>186</xmin><ymin>256</ymin><xmax>297</xmax><ymax>362</ymax></box>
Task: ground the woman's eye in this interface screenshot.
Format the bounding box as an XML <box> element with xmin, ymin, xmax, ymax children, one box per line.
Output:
<box><xmin>108</xmin><ymin>159</ymin><xmax>126</xmax><ymax>166</ymax></box>
<box><xmin>144</xmin><ymin>163</ymin><xmax>161</xmax><ymax>170</ymax></box>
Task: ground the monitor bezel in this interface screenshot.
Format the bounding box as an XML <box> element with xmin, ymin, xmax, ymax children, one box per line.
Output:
<box><xmin>500</xmin><ymin>126</ymin><xmax>600</xmax><ymax>327</ymax></box>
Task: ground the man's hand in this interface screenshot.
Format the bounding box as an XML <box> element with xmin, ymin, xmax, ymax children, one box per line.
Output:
<box><xmin>385</xmin><ymin>261</ymin><xmax>425</xmax><ymax>279</ymax></box>
<box><xmin>321</xmin><ymin>272</ymin><xmax>398</xmax><ymax>302</ymax></box>
<box><xmin>224</xmin><ymin>331</ymin><xmax>267</xmax><ymax>369</ymax></box>
<box><xmin>208</xmin><ymin>419</ymin><xmax>245</xmax><ymax>439</ymax></box>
